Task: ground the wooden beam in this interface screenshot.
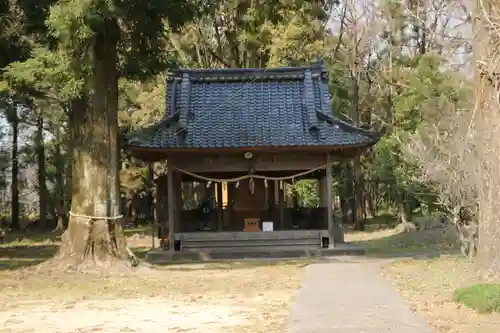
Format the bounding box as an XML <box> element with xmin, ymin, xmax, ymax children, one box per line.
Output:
<box><xmin>326</xmin><ymin>153</ymin><xmax>335</xmax><ymax>248</ymax></box>
<box><xmin>171</xmin><ymin>152</ymin><xmax>330</xmax><ymax>173</ymax></box>
<box><xmin>167</xmin><ymin>166</ymin><xmax>175</xmax><ymax>253</ymax></box>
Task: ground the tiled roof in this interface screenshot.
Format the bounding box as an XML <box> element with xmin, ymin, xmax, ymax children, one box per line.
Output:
<box><xmin>125</xmin><ymin>63</ymin><xmax>380</xmax><ymax>150</ymax></box>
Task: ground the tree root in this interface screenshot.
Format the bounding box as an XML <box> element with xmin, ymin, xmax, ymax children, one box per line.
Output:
<box><xmin>40</xmin><ymin>214</ymin><xmax>144</xmax><ymax>274</ymax></box>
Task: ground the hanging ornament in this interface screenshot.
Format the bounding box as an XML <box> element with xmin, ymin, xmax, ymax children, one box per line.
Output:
<box><xmin>236</xmin><ymin>180</ymin><xmax>240</xmax><ymax>188</ymax></box>
<box><xmin>264</xmin><ymin>179</ymin><xmax>268</xmax><ymax>188</ymax></box>
<box><xmin>249</xmin><ymin>177</ymin><xmax>255</xmax><ymax>195</ymax></box>
<box><xmin>206</xmin><ymin>180</ymin><xmax>212</xmax><ymax>188</ymax></box>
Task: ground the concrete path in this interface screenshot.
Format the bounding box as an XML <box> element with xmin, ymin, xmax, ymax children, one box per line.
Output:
<box><xmin>288</xmin><ymin>257</ymin><xmax>435</xmax><ymax>333</ymax></box>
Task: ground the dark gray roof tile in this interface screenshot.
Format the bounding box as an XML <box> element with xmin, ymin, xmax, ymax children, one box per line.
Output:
<box><xmin>125</xmin><ymin>63</ymin><xmax>380</xmax><ymax>150</ymax></box>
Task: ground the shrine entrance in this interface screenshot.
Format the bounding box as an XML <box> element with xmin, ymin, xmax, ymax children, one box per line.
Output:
<box><xmin>123</xmin><ymin>63</ymin><xmax>380</xmax><ymax>256</ymax></box>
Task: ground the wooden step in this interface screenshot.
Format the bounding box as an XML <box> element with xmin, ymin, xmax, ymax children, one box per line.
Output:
<box><xmin>181</xmin><ymin>238</ymin><xmax>320</xmax><ymax>249</ymax></box>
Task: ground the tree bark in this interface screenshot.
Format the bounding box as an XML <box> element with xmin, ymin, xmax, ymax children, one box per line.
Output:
<box><xmin>338</xmin><ymin>162</ymin><xmax>351</xmax><ymax>226</ymax></box>
<box><xmin>366</xmin><ymin>183</ymin><xmax>375</xmax><ymax>218</ymax></box>
<box><xmin>352</xmin><ymin>157</ymin><xmax>365</xmax><ymax>231</ymax></box>
<box><xmin>53</xmin><ymin>19</ymin><xmax>136</xmax><ymax>268</ymax></box>
<box><xmin>36</xmin><ymin>108</ymin><xmax>48</xmax><ymax>229</ymax></box>
<box><xmin>54</xmin><ymin>123</ymin><xmax>66</xmax><ymax>231</ymax></box>
<box><xmin>10</xmin><ymin>105</ymin><xmax>19</xmax><ymax>230</ymax></box>
<box><xmin>474</xmin><ymin>0</ymin><xmax>500</xmax><ymax>273</ymax></box>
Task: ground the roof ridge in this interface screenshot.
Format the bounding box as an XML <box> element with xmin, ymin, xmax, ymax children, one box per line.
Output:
<box><xmin>166</xmin><ymin>63</ymin><xmax>328</xmax><ymax>82</ymax></box>
<box><xmin>171</xmin><ymin>63</ymin><xmax>324</xmax><ymax>74</ymax></box>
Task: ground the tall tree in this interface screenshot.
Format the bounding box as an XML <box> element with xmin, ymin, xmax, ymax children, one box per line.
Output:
<box><xmin>40</xmin><ymin>0</ymin><xmax>197</xmax><ymax>268</ymax></box>
<box><xmin>169</xmin><ymin>0</ymin><xmax>330</xmax><ymax>69</ymax></box>
<box><xmin>5</xmin><ymin>102</ymin><xmax>20</xmax><ymax>230</ymax></box>
<box><xmin>473</xmin><ymin>0</ymin><xmax>500</xmax><ymax>272</ymax></box>
<box><xmin>34</xmin><ymin>104</ymin><xmax>48</xmax><ymax>228</ymax></box>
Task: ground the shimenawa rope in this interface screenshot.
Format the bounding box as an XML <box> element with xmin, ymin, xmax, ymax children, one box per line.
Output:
<box><xmin>173</xmin><ymin>162</ymin><xmax>333</xmax><ymax>183</ymax></box>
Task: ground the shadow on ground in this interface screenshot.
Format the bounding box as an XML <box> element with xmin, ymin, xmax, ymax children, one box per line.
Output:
<box><xmin>157</xmin><ymin>258</ymin><xmax>314</xmax><ymax>271</ymax></box>
<box><xmin>348</xmin><ymin>224</ymin><xmax>460</xmax><ymax>260</ymax></box>
<box><xmin>0</xmin><ymin>244</ymin><xmax>152</xmax><ymax>271</ymax></box>
<box><xmin>0</xmin><ymin>227</ymin><xmax>154</xmax><ymax>271</ymax></box>
<box><xmin>0</xmin><ymin>245</ymin><xmax>58</xmax><ymax>270</ymax></box>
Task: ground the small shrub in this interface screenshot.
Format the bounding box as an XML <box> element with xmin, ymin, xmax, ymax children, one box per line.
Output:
<box><xmin>454</xmin><ymin>284</ymin><xmax>500</xmax><ymax>313</ymax></box>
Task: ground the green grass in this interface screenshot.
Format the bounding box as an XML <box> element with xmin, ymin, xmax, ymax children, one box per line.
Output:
<box><xmin>454</xmin><ymin>284</ymin><xmax>500</xmax><ymax>313</ymax></box>
<box><xmin>0</xmin><ymin>244</ymin><xmax>58</xmax><ymax>270</ymax></box>
<box><xmin>131</xmin><ymin>246</ymin><xmax>151</xmax><ymax>259</ymax></box>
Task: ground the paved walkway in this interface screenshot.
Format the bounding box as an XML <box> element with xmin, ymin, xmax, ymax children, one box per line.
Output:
<box><xmin>288</xmin><ymin>257</ymin><xmax>435</xmax><ymax>333</ymax></box>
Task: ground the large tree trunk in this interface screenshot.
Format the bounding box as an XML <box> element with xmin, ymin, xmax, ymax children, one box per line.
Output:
<box><xmin>366</xmin><ymin>183</ymin><xmax>375</xmax><ymax>218</ymax></box>
<box><xmin>338</xmin><ymin>162</ymin><xmax>351</xmax><ymax>226</ymax></box>
<box><xmin>54</xmin><ymin>123</ymin><xmax>66</xmax><ymax>231</ymax></box>
<box><xmin>352</xmin><ymin>157</ymin><xmax>365</xmax><ymax>231</ymax></box>
<box><xmin>474</xmin><ymin>0</ymin><xmax>500</xmax><ymax>273</ymax></box>
<box><xmin>36</xmin><ymin>108</ymin><xmax>48</xmax><ymax>229</ymax></box>
<box><xmin>53</xmin><ymin>19</ymin><xmax>136</xmax><ymax>269</ymax></box>
<box><xmin>10</xmin><ymin>106</ymin><xmax>19</xmax><ymax>230</ymax></box>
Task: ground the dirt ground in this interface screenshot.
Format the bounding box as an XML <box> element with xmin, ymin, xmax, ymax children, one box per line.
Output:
<box><xmin>384</xmin><ymin>255</ymin><xmax>500</xmax><ymax>333</ymax></box>
<box><xmin>3</xmin><ymin>224</ymin><xmax>498</xmax><ymax>333</ymax></box>
<box><xmin>0</xmin><ymin>261</ymin><xmax>305</xmax><ymax>333</ymax></box>
<box><xmin>0</xmin><ymin>229</ymin><xmax>305</xmax><ymax>333</ymax></box>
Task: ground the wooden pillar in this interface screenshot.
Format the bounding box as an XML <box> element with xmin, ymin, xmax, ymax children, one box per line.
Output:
<box><xmin>207</xmin><ymin>182</ymin><xmax>215</xmax><ymax>229</ymax></box>
<box><xmin>146</xmin><ymin>164</ymin><xmax>154</xmax><ymax>220</ymax></box>
<box><xmin>174</xmin><ymin>173</ymin><xmax>182</xmax><ymax>233</ymax></box>
<box><xmin>318</xmin><ymin>172</ymin><xmax>328</xmax><ymax>229</ymax></box>
<box><xmin>216</xmin><ymin>182</ymin><xmax>223</xmax><ymax>231</ymax></box>
<box><xmin>227</xmin><ymin>182</ymin><xmax>235</xmax><ymax>230</ymax></box>
<box><xmin>319</xmin><ymin>173</ymin><xmax>328</xmax><ymax>207</ymax></box>
<box><xmin>326</xmin><ymin>154</ymin><xmax>335</xmax><ymax>248</ymax></box>
<box><xmin>154</xmin><ymin>175</ymin><xmax>168</xmax><ymax>247</ymax></box>
<box><xmin>274</xmin><ymin>180</ymin><xmax>279</xmax><ymax>206</ymax></box>
<box><xmin>167</xmin><ymin>166</ymin><xmax>175</xmax><ymax>253</ymax></box>
<box><xmin>278</xmin><ymin>181</ymin><xmax>285</xmax><ymax>230</ymax></box>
